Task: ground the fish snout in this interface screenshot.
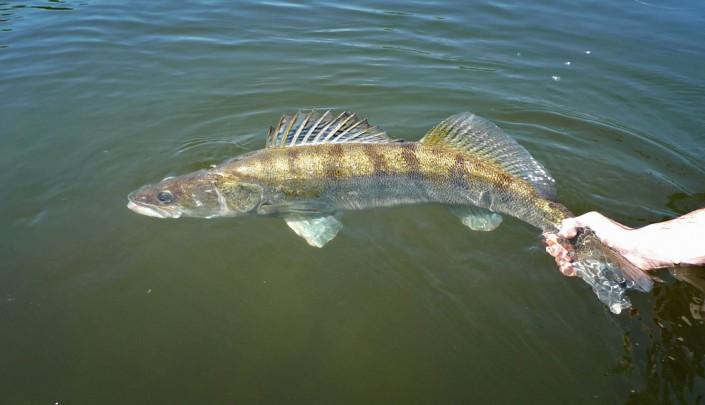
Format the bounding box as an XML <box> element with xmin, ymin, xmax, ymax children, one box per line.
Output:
<box><xmin>127</xmin><ymin>190</ymin><xmax>183</xmax><ymax>218</ymax></box>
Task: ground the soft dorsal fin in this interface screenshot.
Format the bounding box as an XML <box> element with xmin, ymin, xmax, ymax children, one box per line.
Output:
<box><xmin>421</xmin><ymin>112</ymin><xmax>556</xmax><ymax>199</ymax></box>
<box><xmin>266</xmin><ymin>110</ymin><xmax>399</xmax><ymax>148</ymax></box>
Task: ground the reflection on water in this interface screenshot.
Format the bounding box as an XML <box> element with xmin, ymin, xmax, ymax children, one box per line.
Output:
<box><xmin>1</xmin><ymin>0</ymin><xmax>704</xmax><ymax>402</ymax></box>
<box><xmin>672</xmin><ymin>268</ymin><xmax>705</xmax><ymax>297</ymax></box>
<box><xmin>624</xmin><ymin>281</ymin><xmax>705</xmax><ymax>403</ymax></box>
<box><xmin>0</xmin><ymin>0</ymin><xmax>80</xmax><ymax>48</ymax></box>
<box><xmin>620</xmin><ymin>193</ymin><xmax>705</xmax><ymax>403</ymax></box>
<box><xmin>0</xmin><ymin>1</ymin><xmax>77</xmax><ymax>25</ymax></box>
<box><xmin>667</xmin><ymin>192</ymin><xmax>705</xmax><ymax>215</ymax></box>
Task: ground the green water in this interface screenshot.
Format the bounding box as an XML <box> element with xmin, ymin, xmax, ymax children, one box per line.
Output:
<box><xmin>2</xmin><ymin>0</ymin><xmax>705</xmax><ymax>403</ymax></box>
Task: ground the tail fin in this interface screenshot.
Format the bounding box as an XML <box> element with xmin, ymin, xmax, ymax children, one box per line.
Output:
<box><xmin>571</xmin><ymin>229</ymin><xmax>653</xmax><ymax>314</ymax></box>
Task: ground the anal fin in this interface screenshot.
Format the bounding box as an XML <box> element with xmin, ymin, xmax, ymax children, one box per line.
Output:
<box><xmin>285</xmin><ymin>214</ymin><xmax>343</xmax><ymax>248</ymax></box>
<box><xmin>451</xmin><ymin>206</ymin><xmax>503</xmax><ymax>231</ymax></box>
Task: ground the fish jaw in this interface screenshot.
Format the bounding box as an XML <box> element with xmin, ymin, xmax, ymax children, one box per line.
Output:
<box><xmin>127</xmin><ymin>200</ymin><xmax>182</xmax><ymax>218</ymax></box>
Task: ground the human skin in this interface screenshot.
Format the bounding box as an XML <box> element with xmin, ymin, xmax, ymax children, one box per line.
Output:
<box><xmin>544</xmin><ymin>208</ymin><xmax>705</xmax><ymax>275</ymax></box>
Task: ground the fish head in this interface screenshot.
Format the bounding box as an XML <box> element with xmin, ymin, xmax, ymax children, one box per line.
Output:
<box><xmin>127</xmin><ymin>169</ymin><xmax>264</xmax><ymax>219</ymax></box>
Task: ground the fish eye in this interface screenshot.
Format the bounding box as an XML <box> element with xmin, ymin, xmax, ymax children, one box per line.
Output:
<box><xmin>157</xmin><ymin>190</ymin><xmax>174</xmax><ymax>204</ymax></box>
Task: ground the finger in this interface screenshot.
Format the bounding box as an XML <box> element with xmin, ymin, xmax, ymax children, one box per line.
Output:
<box><xmin>559</xmin><ymin>218</ymin><xmax>579</xmax><ymax>239</ymax></box>
<box><xmin>559</xmin><ymin>262</ymin><xmax>576</xmax><ymax>277</ymax></box>
<box><xmin>545</xmin><ymin>244</ymin><xmax>561</xmax><ymax>257</ymax></box>
<box><xmin>543</xmin><ymin>233</ymin><xmax>560</xmax><ymax>246</ymax></box>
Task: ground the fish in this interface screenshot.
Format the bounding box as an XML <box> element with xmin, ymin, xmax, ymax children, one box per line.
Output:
<box><xmin>127</xmin><ymin>110</ymin><xmax>652</xmax><ymax>313</ymax></box>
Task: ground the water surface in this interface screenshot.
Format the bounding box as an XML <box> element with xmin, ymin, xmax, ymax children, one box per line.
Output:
<box><xmin>2</xmin><ymin>0</ymin><xmax>705</xmax><ymax>403</ymax></box>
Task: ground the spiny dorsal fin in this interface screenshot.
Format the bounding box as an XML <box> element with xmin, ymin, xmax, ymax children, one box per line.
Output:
<box><xmin>421</xmin><ymin>112</ymin><xmax>556</xmax><ymax>199</ymax></box>
<box><xmin>266</xmin><ymin>110</ymin><xmax>399</xmax><ymax>148</ymax></box>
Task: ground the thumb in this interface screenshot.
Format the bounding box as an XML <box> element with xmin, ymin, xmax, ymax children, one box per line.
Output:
<box><xmin>559</xmin><ymin>217</ymin><xmax>581</xmax><ymax>239</ymax></box>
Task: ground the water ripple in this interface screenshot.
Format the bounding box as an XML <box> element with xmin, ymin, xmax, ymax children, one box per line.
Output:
<box><xmin>2</xmin><ymin>0</ymin><xmax>705</xmax><ymax>401</ymax></box>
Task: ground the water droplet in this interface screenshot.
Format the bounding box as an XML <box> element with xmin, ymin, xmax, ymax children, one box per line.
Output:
<box><xmin>585</xmin><ymin>50</ymin><xmax>591</xmax><ymax>54</ymax></box>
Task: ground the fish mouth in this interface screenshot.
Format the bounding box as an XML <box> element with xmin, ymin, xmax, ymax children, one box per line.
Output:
<box><xmin>127</xmin><ymin>200</ymin><xmax>182</xmax><ymax>219</ymax></box>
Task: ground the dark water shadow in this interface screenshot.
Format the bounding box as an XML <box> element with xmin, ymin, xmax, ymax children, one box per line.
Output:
<box><xmin>620</xmin><ymin>192</ymin><xmax>705</xmax><ymax>403</ymax></box>
<box><xmin>0</xmin><ymin>0</ymin><xmax>80</xmax><ymax>45</ymax></box>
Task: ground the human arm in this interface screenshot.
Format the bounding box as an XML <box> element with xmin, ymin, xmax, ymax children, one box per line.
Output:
<box><xmin>545</xmin><ymin>208</ymin><xmax>705</xmax><ymax>274</ymax></box>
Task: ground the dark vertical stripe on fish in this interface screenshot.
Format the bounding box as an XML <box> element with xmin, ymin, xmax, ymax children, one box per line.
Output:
<box><xmin>286</xmin><ymin>147</ymin><xmax>300</xmax><ymax>177</ymax></box>
<box><xmin>451</xmin><ymin>153</ymin><xmax>468</xmax><ymax>188</ymax></box>
<box><xmin>325</xmin><ymin>144</ymin><xmax>344</xmax><ymax>179</ymax></box>
<box><xmin>363</xmin><ymin>144</ymin><xmax>388</xmax><ymax>175</ymax></box>
<box><xmin>259</xmin><ymin>149</ymin><xmax>273</xmax><ymax>180</ymax></box>
<box><xmin>401</xmin><ymin>143</ymin><xmax>420</xmax><ymax>176</ymax></box>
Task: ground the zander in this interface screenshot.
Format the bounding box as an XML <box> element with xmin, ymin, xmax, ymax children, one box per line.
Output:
<box><xmin>127</xmin><ymin>110</ymin><xmax>652</xmax><ymax>313</ymax></box>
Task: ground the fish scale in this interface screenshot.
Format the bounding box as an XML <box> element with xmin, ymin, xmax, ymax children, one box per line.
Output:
<box><xmin>229</xmin><ymin>142</ymin><xmax>559</xmax><ymax>231</ymax></box>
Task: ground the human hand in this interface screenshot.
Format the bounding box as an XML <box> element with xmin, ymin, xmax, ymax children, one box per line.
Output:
<box><xmin>543</xmin><ymin>232</ymin><xmax>576</xmax><ymax>276</ymax></box>
<box><xmin>557</xmin><ymin>212</ymin><xmax>612</xmax><ymax>240</ymax></box>
<box><xmin>544</xmin><ymin>211</ymin><xmax>623</xmax><ymax>276</ymax></box>
<box><xmin>558</xmin><ymin>209</ymin><xmax>705</xmax><ymax>271</ymax></box>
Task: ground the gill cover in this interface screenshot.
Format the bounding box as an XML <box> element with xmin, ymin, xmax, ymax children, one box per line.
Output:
<box><xmin>221</xmin><ymin>183</ymin><xmax>263</xmax><ymax>213</ymax></box>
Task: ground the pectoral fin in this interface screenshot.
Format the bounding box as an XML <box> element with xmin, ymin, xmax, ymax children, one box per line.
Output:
<box><xmin>451</xmin><ymin>206</ymin><xmax>503</xmax><ymax>231</ymax></box>
<box><xmin>285</xmin><ymin>214</ymin><xmax>343</xmax><ymax>247</ymax></box>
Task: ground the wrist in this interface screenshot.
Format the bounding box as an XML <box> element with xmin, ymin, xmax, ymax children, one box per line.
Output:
<box><xmin>618</xmin><ymin>227</ymin><xmax>672</xmax><ymax>270</ymax></box>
